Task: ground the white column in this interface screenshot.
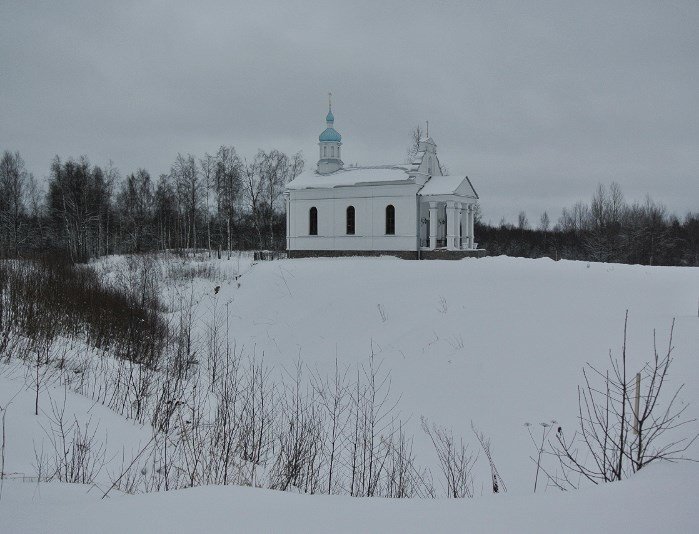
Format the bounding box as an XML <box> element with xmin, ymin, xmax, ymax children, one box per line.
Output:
<box><xmin>456</xmin><ymin>203</ymin><xmax>463</xmax><ymax>249</ymax></box>
<box><xmin>468</xmin><ymin>204</ymin><xmax>475</xmax><ymax>249</ymax></box>
<box><xmin>284</xmin><ymin>192</ymin><xmax>291</xmax><ymax>250</ymax></box>
<box><xmin>446</xmin><ymin>201</ymin><xmax>456</xmax><ymax>250</ymax></box>
<box><xmin>463</xmin><ymin>204</ymin><xmax>470</xmax><ymax>250</ymax></box>
<box><xmin>428</xmin><ymin>202</ymin><xmax>438</xmax><ymax>250</ymax></box>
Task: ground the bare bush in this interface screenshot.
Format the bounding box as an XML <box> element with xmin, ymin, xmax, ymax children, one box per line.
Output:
<box><xmin>166</xmin><ymin>261</ymin><xmax>222</xmax><ymax>283</ymax></box>
<box><xmin>472</xmin><ymin>423</ymin><xmax>507</xmax><ymax>494</ymax></box>
<box><xmin>348</xmin><ymin>351</ymin><xmax>400</xmax><ymax>497</ymax></box>
<box><xmin>525</xmin><ymin>421</ymin><xmax>557</xmax><ymax>492</ymax></box>
<box><xmin>545</xmin><ymin>312</ymin><xmax>698</xmax><ymax>489</ymax></box>
<box><xmin>38</xmin><ymin>392</ymin><xmax>107</xmax><ymax>484</ymax></box>
<box><xmin>311</xmin><ymin>358</ymin><xmax>350</xmax><ymax>495</ymax></box>
<box><xmin>0</xmin><ymin>257</ymin><xmax>167</xmax><ymax>367</ymax></box>
<box><xmin>270</xmin><ymin>359</ymin><xmax>324</xmax><ymax>493</ymax></box>
<box><xmin>421</xmin><ymin>417</ymin><xmax>477</xmax><ymax>498</ymax></box>
<box><xmin>383</xmin><ymin>421</ymin><xmax>434</xmax><ymax>498</ymax></box>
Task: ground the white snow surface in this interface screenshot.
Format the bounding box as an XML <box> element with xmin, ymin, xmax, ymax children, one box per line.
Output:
<box><xmin>418</xmin><ymin>175</ymin><xmax>473</xmax><ymax>196</ymax></box>
<box><xmin>214</xmin><ymin>256</ymin><xmax>698</xmax><ymax>490</ymax></box>
<box><xmin>1</xmin><ymin>255</ymin><xmax>698</xmax><ymax>532</ymax></box>
<box><xmin>286</xmin><ymin>166</ymin><xmax>412</xmax><ymax>189</ymax></box>
<box><xmin>2</xmin><ymin>463</ymin><xmax>698</xmax><ymax>533</ymax></box>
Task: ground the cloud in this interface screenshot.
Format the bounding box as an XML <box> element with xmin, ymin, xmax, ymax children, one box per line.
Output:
<box><xmin>1</xmin><ymin>1</ymin><xmax>698</xmax><ymax>222</ymax></box>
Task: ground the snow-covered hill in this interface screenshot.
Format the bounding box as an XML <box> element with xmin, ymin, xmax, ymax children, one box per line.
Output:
<box><xmin>2</xmin><ymin>461</ymin><xmax>698</xmax><ymax>533</ymax></box>
<box><xmin>217</xmin><ymin>256</ymin><xmax>699</xmax><ymax>490</ymax></box>
<box><xmin>1</xmin><ymin>255</ymin><xmax>697</xmax><ymax>532</ymax></box>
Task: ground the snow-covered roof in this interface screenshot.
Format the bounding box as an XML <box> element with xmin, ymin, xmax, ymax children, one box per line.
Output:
<box><xmin>286</xmin><ymin>166</ymin><xmax>412</xmax><ymax>190</ymax></box>
<box><xmin>409</xmin><ymin>150</ymin><xmax>426</xmax><ymax>168</ymax></box>
<box><xmin>408</xmin><ymin>148</ymin><xmax>438</xmax><ymax>173</ymax></box>
<box><xmin>418</xmin><ymin>175</ymin><xmax>478</xmax><ymax>198</ymax></box>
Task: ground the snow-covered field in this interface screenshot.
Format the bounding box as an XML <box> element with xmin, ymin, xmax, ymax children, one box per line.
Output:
<box><xmin>2</xmin><ymin>463</ymin><xmax>697</xmax><ymax>533</ymax></box>
<box><xmin>1</xmin><ymin>254</ymin><xmax>698</xmax><ymax>532</ymax></box>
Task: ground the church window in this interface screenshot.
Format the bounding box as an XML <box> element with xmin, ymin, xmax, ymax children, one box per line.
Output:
<box><xmin>385</xmin><ymin>205</ymin><xmax>395</xmax><ymax>235</ymax></box>
<box><xmin>331</xmin><ymin>146</ymin><xmax>335</xmax><ymax>157</ymax></box>
<box><xmin>323</xmin><ymin>146</ymin><xmax>327</xmax><ymax>157</ymax></box>
<box><xmin>346</xmin><ymin>206</ymin><xmax>355</xmax><ymax>235</ymax></box>
<box><xmin>309</xmin><ymin>207</ymin><xmax>318</xmax><ymax>235</ymax></box>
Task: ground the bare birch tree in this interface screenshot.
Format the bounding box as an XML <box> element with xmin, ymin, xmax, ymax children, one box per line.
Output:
<box><xmin>0</xmin><ymin>151</ymin><xmax>28</xmax><ymax>257</ymax></box>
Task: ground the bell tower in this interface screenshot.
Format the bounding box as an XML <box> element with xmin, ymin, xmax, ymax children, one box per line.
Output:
<box><xmin>317</xmin><ymin>93</ymin><xmax>343</xmax><ymax>174</ymax></box>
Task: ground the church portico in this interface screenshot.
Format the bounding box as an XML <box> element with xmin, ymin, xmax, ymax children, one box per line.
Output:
<box><xmin>420</xmin><ymin>198</ymin><xmax>476</xmax><ymax>251</ymax></box>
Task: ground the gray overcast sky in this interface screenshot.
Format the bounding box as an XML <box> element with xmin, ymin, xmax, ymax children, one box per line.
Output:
<box><xmin>1</xmin><ymin>1</ymin><xmax>698</xmax><ymax>224</ymax></box>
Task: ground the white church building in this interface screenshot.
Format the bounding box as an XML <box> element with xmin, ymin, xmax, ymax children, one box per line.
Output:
<box><xmin>285</xmin><ymin>102</ymin><xmax>484</xmax><ymax>259</ymax></box>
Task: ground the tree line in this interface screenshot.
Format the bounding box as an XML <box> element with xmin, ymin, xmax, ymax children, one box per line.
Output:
<box><xmin>1</xmin><ymin>147</ymin><xmax>696</xmax><ymax>265</ymax></box>
<box><xmin>0</xmin><ymin>147</ymin><xmax>303</xmax><ymax>262</ymax></box>
<box><xmin>476</xmin><ymin>182</ymin><xmax>699</xmax><ymax>266</ymax></box>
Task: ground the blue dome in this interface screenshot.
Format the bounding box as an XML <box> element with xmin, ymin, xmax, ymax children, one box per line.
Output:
<box><xmin>326</xmin><ymin>110</ymin><xmax>334</xmax><ymax>123</ymax></box>
<box><xmin>319</xmin><ymin>127</ymin><xmax>341</xmax><ymax>142</ymax></box>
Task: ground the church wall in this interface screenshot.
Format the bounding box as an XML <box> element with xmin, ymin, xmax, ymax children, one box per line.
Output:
<box><xmin>287</xmin><ymin>184</ymin><xmax>420</xmax><ymax>251</ymax></box>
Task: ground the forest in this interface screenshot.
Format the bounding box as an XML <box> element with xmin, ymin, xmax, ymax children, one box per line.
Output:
<box><xmin>477</xmin><ymin>183</ymin><xmax>699</xmax><ymax>266</ymax></box>
<box><xmin>0</xmin><ymin>148</ymin><xmax>697</xmax><ymax>265</ymax></box>
<box><xmin>0</xmin><ymin>148</ymin><xmax>302</xmax><ymax>261</ymax></box>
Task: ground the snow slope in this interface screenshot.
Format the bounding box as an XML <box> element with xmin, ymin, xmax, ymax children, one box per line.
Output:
<box><xmin>2</xmin><ymin>463</ymin><xmax>698</xmax><ymax>533</ymax></box>
<box><xmin>0</xmin><ymin>369</ymin><xmax>152</xmax><ymax>486</ymax></box>
<box><xmin>1</xmin><ymin>255</ymin><xmax>698</xmax><ymax>531</ymax></box>
<box><xmin>215</xmin><ymin>256</ymin><xmax>699</xmax><ymax>491</ymax></box>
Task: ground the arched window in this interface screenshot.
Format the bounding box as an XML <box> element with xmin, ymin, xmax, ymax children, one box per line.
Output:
<box><xmin>309</xmin><ymin>207</ymin><xmax>318</xmax><ymax>235</ymax></box>
<box><xmin>323</xmin><ymin>146</ymin><xmax>327</xmax><ymax>157</ymax></box>
<box><xmin>331</xmin><ymin>146</ymin><xmax>335</xmax><ymax>157</ymax></box>
<box><xmin>346</xmin><ymin>206</ymin><xmax>355</xmax><ymax>235</ymax></box>
<box><xmin>385</xmin><ymin>205</ymin><xmax>395</xmax><ymax>235</ymax></box>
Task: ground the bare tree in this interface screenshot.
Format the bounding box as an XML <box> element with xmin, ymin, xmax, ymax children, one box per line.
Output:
<box><xmin>116</xmin><ymin>169</ymin><xmax>154</xmax><ymax>252</ymax></box>
<box><xmin>171</xmin><ymin>154</ymin><xmax>201</xmax><ymax>251</ymax></box>
<box><xmin>546</xmin><ymin>312</ymin><xmax>698</xmax><ymax>489</ymax></box>
<box><xmin>0</xmin><ymin>151</ymin><xmax>28</xmax><ymax>257</ymax></box>
<box><xmin>26</xmin><ymin>172</ymin><xmax>45</xmax><ymax>246</ymax></box>
<box><xmin>199</xmin><ymin>153</ymin><xmax>216</xmax><ymax>256</ymax></box>
<box><xmin>586</xmin><ymin>182</ymin><xmax>626</xmax><ymax>262</ymax></box>
<box><xmin>242</xmin><ymin>153</ymin><xmax>265</xmax><ymax>248</ymax></box>
<box><xmin>259</xmin><ymin>150</ymin><xmax>304</xmax><ymax>249</ymax></box>
<box><xmin>406</xmin><ymin>124</ymin><xmax>424</xmax><ymax>163</ymax></box>
<box><xmin>47</xmin><ymin>156</ymin><xmax>112</xmax><ymax>261</ymax></box>
<box><xmin>214</xmin><ymin>146</ymin><xmax>242</xmax><ymax>256</ymax></box>
<box><xmin>154</xmin><ymin>174</ymin><xmax>177</xmax><ymax>250</ymax></box>
<box><xmin>558</xmin><ymin>201</ymin><xmax>591</xmax><ymax>234</ymax></box>
<box><xmin>517</xmin><ymin>211</ymin><xmax>529</xmax><ymax>230</ymax></box>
